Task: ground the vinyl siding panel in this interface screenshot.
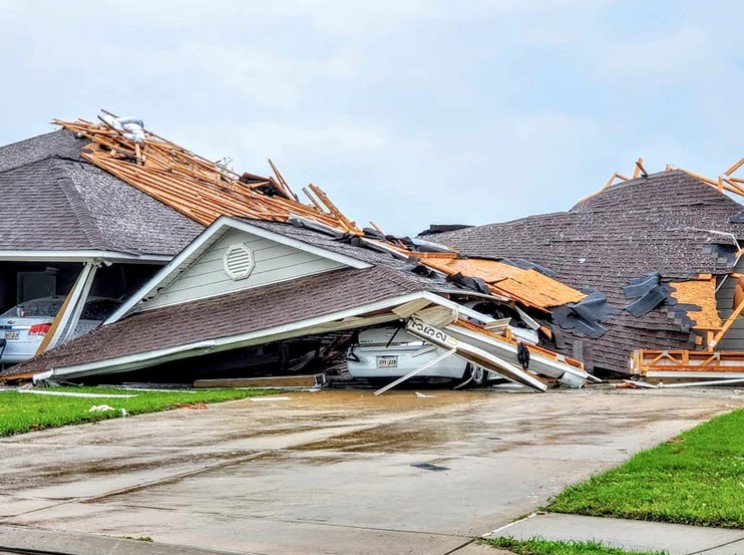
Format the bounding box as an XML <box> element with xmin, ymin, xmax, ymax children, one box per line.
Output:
<box><xmin>143</xmin><ymin>228</ymin><xmax>347</xmax><ymax>311</ymax></box>
<box><xmin>717</xmin><ymin>266</ymin><xmax>744</xmax><ymax>351</ymax></box>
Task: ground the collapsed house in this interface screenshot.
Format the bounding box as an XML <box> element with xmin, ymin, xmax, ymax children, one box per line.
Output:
<box><xmin>427</xmin><ymin>166</ymin><xmax>744</xmax><ymax>381</ymax></box>
<box><xmin>0</xmin><ymin>128</ymin><xmax>202</xmax><ymax>363</ymax></box>
<box><xmin>6</xmin><ymin>216</ymin><xmax>596</xmax><ymax>392</ymax></box>
<box><xmin>0</xmin><ymin>113</ymin><xmax>604</xmax><ymax>391</ymax></box>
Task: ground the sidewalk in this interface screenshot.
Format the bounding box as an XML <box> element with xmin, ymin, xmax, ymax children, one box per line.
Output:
<box><xmin>484</xmin><ymin>513</ymin><xmax>744</xmax><ymax>554</ymax></box>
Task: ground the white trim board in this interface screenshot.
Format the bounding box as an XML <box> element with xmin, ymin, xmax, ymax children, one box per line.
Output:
<box><xmin>0</xmin><ymin>250</ymin><xmax>171</xmax><ymax>263</ymax></box>
<box><xmin>106</xmin><ymin>217</ymin><xmax>372</xmax><ymax>324</ymax></box>
<box><xmin>46</xmin><ymin>291</ymin><xmax>492</xmax><ymax>380</ymax></box>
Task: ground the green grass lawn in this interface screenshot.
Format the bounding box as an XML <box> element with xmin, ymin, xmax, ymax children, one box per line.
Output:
<box><xmin>549</xmin><ymin>408</ymin><xmax>744</xmax><ymax>528</ymax></box>
<box><xmin>0</xmin><ymin>386</ymin><xmax>273</xmax><ymax>437</ymax></box>
<box><xmin>481</xmin><ymin>537</ymin><xmax>667</xmax><ymax>555</ymax></box>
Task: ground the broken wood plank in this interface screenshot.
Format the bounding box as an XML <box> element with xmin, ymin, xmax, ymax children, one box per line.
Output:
<box><xmin>193</xmin><ymin>374</ymin><xmax>326</xmax><ymax>389</ymax></box>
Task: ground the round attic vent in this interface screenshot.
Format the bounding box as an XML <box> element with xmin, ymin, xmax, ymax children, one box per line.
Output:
<box><xmin>223</xmin><ymin>243</ymin><xmax>256</xmax><ymax>281</ymax></box>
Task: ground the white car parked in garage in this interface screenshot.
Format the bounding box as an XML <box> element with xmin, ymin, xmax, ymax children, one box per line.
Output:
<box><xmin>0</xmin><ymin>296</ymin><xmax>121</xmax><ymax>364</ymax></box>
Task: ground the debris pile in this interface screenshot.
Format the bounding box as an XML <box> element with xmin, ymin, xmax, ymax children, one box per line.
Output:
<box><xmin>0</xmin><ymin>112</ymin><xmax>615</xmax><ymax>392</ymax></box>
<box><xmin>56</xmin><ymin>113</ymin><xmax>361</xmax><ymax>232</ymax></box>
<box><xmin>32</xmin><ymin>112</ymin><xmax>744</xmax><ymax>392</ymax></box>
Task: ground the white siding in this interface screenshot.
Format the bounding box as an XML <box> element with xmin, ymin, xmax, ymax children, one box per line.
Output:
<box><xmin>717</xmin><ymin>260</ymin><xmax>744</xmax><ymax>350</ymax></box>
<box><xmin>142</xmin><ymin>228</ymin><xmax>347</xmax><ymax>311</ymax></box>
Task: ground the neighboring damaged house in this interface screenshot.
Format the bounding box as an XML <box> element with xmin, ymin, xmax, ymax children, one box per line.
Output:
<box><xmin>5</xmin><ymin>216</ymin><xmax>595</xmax><ymax>392</ymax></box>
<box><xmin>429</xmin><ymin>170</ymin><xmax>744</xmax><ymax>378</ymax></box>
<box><xmin>0</xmin><ymin>129</ymin><xmax>203</xmax><ymax>362</ymax></box>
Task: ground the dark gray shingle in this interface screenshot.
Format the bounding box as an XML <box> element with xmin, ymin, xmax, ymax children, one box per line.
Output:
<box><xmin>7</xmin><ymin>265</ymin><xmax>428</xmax><ymax>376</ymax></box>
<box><xmin>0</xmin><ymin>130</ymin><xmax>204</xmax><ymax>256</ymax></box>
<box><xmin>432</xmin><ymin>171</ymin><xmax>744</xmax><ymax>372</ymax></box>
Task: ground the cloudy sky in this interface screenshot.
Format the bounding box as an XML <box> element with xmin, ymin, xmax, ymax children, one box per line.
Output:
<box><xmin>1</xmin><ymin>0</ymin><xmax>742</xmax><ymax>235</ymax></box>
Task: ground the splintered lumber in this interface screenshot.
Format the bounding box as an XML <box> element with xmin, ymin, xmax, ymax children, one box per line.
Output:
<box><xmin>268</xmin><ymin>158</ymin><xmax>299</xmax><ymax>201</ymax></box>
<box><xmin>634</xmin><ymin>157</ymin><xmax>648</xmax><ymax>178</ymax></box>
<box><xmin>369</xmin><ymin>220</ymin><xmax>386</xmax><ymax>235</ymax></box>
<box><xmin>578</xmin><ymin>171</ymin><xmax>630</xmax><ymax>203</ymax></box>
<box><xmin>725</xmin><ymin>156</ymin><xmax>744</xmax><ymax>177</ymax></box>
<box><xmin>54</xmin><ymin>116</ymin><xmax>362</xmax><ymax>233</ymax></box>
<box><xmin>308</xmin><ymin>183</ymin><xmax>358</xmax><ymax>232</ymax></box>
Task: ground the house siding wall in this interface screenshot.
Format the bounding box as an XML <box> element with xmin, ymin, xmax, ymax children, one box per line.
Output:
<box><xmin>142</xmin><ymin>228</ymin><xmax>346</xmax><ymax>311</ymax></box>
<box><xmin>716</xmin><ymin>261</ymin><xmax>744</xmax><ymax>350</ymax></box>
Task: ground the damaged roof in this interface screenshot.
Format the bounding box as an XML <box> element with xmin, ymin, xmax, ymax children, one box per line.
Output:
<box><xmin>49</xmin><ymin>116</ymin><xmax>590</xmax><ymax>317</ymax></box>
<box><xmin>0</xmin><ymin>115</ymin><xmax>595</xmax><ymax>381</ymax></box>
<box><xmin>10</xmin><ymin>265</ymin><xmax>431</xmax><ymax>377</ymax></box>
<box><xmin>5</xmin><ymin>213</ymin><xmax>587</xmax><ymax>380</ymax></box>
<box><xmin>55</xmin><ymin>117</ymin><xmax>361</xmax><ymax>232</ymax></box>
<box><xmin>430</xmin><ymin>170</ymin><xmax>744</xmax><ymax>372</ymax></box>
<box><xmin>0</xmin><ymin>130</ymin><xmax>203</xmax><ymax>257</ymax></box>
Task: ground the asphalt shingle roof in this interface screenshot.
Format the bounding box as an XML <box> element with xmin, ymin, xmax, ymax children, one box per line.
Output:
<box><xmin>0</xmin><ymin>130</ymin><xmax>204</xmax><ymax>256</ymax></box>
<box><xmin>9</xmin><ymin>265</ymin><xmax>428</xmax><ymax>376</ymax></box>
<box><xmin>431</xmin><ymin>170</ymin><xmax>744</xmax><ymax>372</ymax></box>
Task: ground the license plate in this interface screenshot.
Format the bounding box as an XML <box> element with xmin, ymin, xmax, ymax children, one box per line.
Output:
<box><xmin>4</xmin><ymin>331</ymin><xmax>19</xmax><ymax>340</ymax></box>
<box><xmin>377</xmin><ymin>355</ymin><xmax>398</xmax><ymax>368</ymax></box>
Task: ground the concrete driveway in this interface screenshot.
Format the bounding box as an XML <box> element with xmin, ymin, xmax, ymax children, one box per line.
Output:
<box><xmin>0</xmin><ymin>388</ymin><xmax>741</xmax><ymax>555</ymax></box>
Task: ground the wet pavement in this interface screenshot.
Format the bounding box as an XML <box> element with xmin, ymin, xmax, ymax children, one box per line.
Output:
<box><xmin>0</xmin><ymin>388</ymin><xmax>742</xmax><ymax>555</ymax></box>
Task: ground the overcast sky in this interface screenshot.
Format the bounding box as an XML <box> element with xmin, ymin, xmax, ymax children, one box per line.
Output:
<box><xmin>2</xmin><ymin>0</ymin><xmax>743</xmax><ymax>235</ymax></box>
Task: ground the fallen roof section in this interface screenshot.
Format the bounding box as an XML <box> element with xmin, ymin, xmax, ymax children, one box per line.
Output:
<box><xmin>11</xmin><ymin>265</ymin><xmax>430</xmax><ymax>379</ymax></box>
<box><xmin>5</xmin><ymin>219</ymin><xmax>589</xmax><ymax>390</ymax></box>
<box><xmin>12</xmin><ymin>279</ymin><xmax>588</xmax><ymax>391</ymax></box>
<box><xmin>418</xmin><ymin>256</ymin><xmax>586</xmax><ymax>309</ymax></box>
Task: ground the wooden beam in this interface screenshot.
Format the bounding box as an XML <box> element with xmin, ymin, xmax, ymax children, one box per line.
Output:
<box><xmin>679</xmin><ymin>168</ymin><xmax>719</xmax><ymax>187</ymax></box>
<box><xmin>34</xmin><ymin>282</ymin><xmax>77</xmax><ymax>356</ymax></box>
<box><xmin>369</xmin><ymin>220</ymin><xmax>386</xmax><ymax>235</ymax></box>
<box><xmin>632</xmin><ymin>157</ymin><xmax>642</xmax><ymax>178</ymax></box>
<box><xmin>268</xmin><ymin>159</ymin><xmax>298</xmax><ymax>201</ymax></box>
<box><xmin>725</xmin><ymin>156</ymin><xmax>744</xmax><ymax>177</ymax></box>
<box><xmin>723</xmin><ymin>178</ymin><xmax>744</xmax><ymax>196</ymax></box>
<box><xmin>36</xmin><ymin>262</ymin><xmax>96</xmax><ymax>354</ymax></box>
<box><xmin>602</xmin><ymin>173</ymin><xmax>618</xmax><ymax>189</ymax></box>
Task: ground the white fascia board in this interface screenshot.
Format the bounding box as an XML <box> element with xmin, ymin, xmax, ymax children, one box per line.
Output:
<box><xmin>419</xmin><ymin>291</ymin><xmax>496</xmax><ymax>324</ymax></box>
<box><xmin>225</xmin><ymin>218</ymin><xmax>371</xmax><ymax>270</ymax></box>
<box><xmin>51</xmin><ymin>291</ymin><xmax>436</xmax><ymax>379</ymax></box>
<box><xmin>105</xmin><ymin>216</ymin><xmax>373</xmax><ymax>324</ymax></box>
<box><xmin>0</xmin><ymin>250</ymin><xmax>171</xmax><ymax>263</ymax></box>
<box><xmin>48</xmin><ymin>341</ymin><xmax>218</xmax><ymax>379</ymax></box>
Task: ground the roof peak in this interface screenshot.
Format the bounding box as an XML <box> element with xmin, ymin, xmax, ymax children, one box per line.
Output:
<box><xmin>0</xmin><ymin>129</ymin><xmax>84</xmax><ymax>174</ymax></box>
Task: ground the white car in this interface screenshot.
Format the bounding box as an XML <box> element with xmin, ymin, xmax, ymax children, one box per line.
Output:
<box><xmin>0</xmin><ymin>296</ymin><xmax>121</xmax><ymax>364</ymax></box>
<box><xmin>346</xmin><ymin>326</ymin><xmax>484</xmax><ymax>385</ymax></box>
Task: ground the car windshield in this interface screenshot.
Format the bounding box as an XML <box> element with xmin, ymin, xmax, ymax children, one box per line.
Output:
<box><xmin>0</xmin><ymin>297</ymin><xmax>121</xmax><ymax>320</ymax></box>
<box><xmin>80</xmin><ymin>299</ymin><xmax>121</xmax><ymax>320</ymax></box>
<box><xmin>0</xmin><ymin>298</ymin><xmax>65</xmax><ymax>318</ymax></box>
